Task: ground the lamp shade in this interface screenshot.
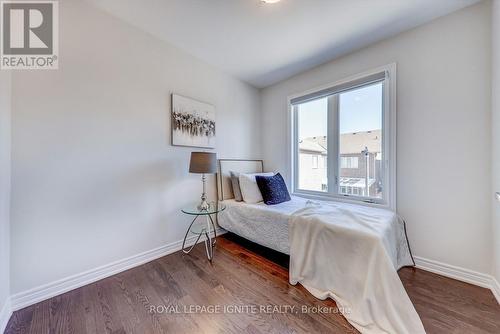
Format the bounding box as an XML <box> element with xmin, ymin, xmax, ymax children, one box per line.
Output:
<box><xmin>189</xmin><ymin>152</ymin><xmax>217</xmax><ymax>174</ymax></box>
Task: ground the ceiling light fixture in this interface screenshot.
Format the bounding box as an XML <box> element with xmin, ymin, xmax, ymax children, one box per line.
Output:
<box><xmin>261</xmin><ymin>0</ymin><xmax>281</xmax><ymax>4</ymax></box>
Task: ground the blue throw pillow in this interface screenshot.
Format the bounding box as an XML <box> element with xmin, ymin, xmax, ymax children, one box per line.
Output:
<box><xmin>255</xmin><ymin>173</ymin><xmax>291</xmax><ymax>205</ymax></box>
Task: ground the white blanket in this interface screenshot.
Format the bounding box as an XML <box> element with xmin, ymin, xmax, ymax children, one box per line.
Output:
<box><xmin>289</xmin><ymin>201</ymin><xmax>425</xmax><ymax>334</ymax></box>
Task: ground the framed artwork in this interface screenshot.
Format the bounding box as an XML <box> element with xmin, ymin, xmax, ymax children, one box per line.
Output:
<box><xmin>171</xmin><ymin>94</ymin><xmax>216</xmax><ymax>148</ymax></box>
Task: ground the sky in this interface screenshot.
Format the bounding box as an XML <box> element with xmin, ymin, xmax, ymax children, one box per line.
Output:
<box><xmin>298</xmin><ymin>82</ymin><xmax>383</xmax><ymax>139</ymax></box>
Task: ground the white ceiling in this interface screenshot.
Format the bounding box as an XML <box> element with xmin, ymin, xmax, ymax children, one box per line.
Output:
<box><xmin>86</xmin><ymin>0</ymin><xmax>480</xmax><ymax>88</ymax></box>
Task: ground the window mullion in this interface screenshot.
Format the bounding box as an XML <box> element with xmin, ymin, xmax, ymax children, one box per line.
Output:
<box><xmin>292</xmin><ymin>105</ymin><xmax>299</xmax><ymax>193</ymax></box>
<box><xmin>327</xmin><ymin>95</ymin><xmax>339</xmax><ymax>195</ymax></box>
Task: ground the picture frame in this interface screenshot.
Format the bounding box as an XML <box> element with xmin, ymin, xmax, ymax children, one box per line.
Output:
<box><xmin>171</xmin><ymin>94</ymin><xmax>216</xmax><ymax>149</ymax></box>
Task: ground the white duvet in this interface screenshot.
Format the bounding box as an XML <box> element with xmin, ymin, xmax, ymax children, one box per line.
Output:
<box><xmin>289</xmin><ymin>201</ymin><xmax>425</xmax><ymax>334</ymax></box>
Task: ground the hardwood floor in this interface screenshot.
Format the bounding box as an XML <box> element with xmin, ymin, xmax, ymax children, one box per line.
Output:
<box><xmin>5</xmin><ymin>233</ymin><xmax>500</xmax><ymax>334</ymax></box>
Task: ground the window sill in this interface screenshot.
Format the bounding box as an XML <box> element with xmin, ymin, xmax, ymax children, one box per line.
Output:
<box><xmin>292</xmin><ymin>190</ymin><xmax>392</xmax><ymax>211</ymax></box>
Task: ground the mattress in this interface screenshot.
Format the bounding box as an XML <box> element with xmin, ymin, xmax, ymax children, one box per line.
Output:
<box><xmin>218</xmin><ymin>196</ymin><xmax>314</xmax><ymax>254</ymax></box>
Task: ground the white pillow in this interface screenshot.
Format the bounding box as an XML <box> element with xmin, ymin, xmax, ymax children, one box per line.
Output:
<box><xmin>239</xmin><ymin>172</ymin><xmax>274</xmax><ymax>203</ymax></box>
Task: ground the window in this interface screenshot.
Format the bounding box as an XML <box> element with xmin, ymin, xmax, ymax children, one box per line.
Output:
<box><xmin>291</xmin><ymin>65</ymin><xmax>395</xmax><ymax>207</ymax></box>
<box><xmin>341</xmin><ymin>157</ymin><xmax>359</xmax><ymax>169</ymax></box>
<box><xmin>296</xmin><ymin>98</ymin><xmax>328</xmax><ymax>192</ymax></box>
<box><xmin>312</xmin><ymin>155</ymin><xmax>319</xmax><ymax>169</ymax></box>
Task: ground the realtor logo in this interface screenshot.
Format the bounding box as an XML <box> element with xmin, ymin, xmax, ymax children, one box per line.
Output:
<box><xmin>1</xmin><ymin>0</ymin><xmax>58</xmax><ymax>69</ymax></box>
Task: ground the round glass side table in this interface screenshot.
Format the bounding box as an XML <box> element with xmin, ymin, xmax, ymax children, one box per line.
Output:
<box><xmin>181</xmin><ymin>203</ymin><xmax>226</xmax><ymax>261</ymax></box>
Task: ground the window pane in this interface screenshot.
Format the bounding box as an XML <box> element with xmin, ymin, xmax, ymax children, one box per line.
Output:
<box><xmin>341</xmin><ymin>156</ymin><xmax>359</xmax><ymax>169</ymax></box>
<box><xmin>338</xmin><ymin>83</ymin><xmax>383</xmax><ymax>198</ymax></box>
<box><xmin>297</xmin><ymin>97</ymin><xmax>328</xmax><ymax>192</ymax></box>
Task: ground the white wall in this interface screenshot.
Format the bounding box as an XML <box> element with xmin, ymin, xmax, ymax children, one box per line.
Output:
<box><xmin>492</xmin><ymin>0</ymin><xmax>500</xmax><ymax>284</ymax></box>
<box><xmin>261</xmin><ymin>1</ymin><xmax>492</xmax><ymax>274</ymax></box>
<box><xmin>10</xmin><ymin>0</ymin><xmax>261</xmax><ymax>294</ymax></box>
<box><xmin>0</xmin><ymin>71</ymin><xmax>11</xmax><ymax>328</ymax></box>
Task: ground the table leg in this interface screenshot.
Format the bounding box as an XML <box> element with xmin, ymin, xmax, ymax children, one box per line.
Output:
<box><xmin>204</xmin><ymin>215</ymin><xmax>214</xmax><ymax>261</ymax></box>
<box><xmin>182</xmin><ymin>215</ymin><xmax>200</xmax><ymax>254</ymax></box>
<box><xmin>208</xmin><ymin>214</ymin><xmax>217</xmax><ymax>246</ymax></box>
<box><xmin>204</xmin><ymin>231</ymin><xmax>213</xmax><ymax>261</ymax></box>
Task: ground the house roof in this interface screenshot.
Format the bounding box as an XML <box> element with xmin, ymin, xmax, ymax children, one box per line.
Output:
<box><xmin>300</xmin><ymin>130</ymin><xmax>381</xmax><ymax>155</ymax></box>
<box><xmin>298</xmin><ymin>140</ymin><xmax>327</xmax><ymax>154</ymax></box>
<box><xmin>340</xmin><ymin>177</ymin><xmax>376</xmax><ymax>188</ymax></box>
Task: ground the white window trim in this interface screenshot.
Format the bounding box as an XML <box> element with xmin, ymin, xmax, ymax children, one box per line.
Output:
<box><xmin>286</xmin><ymin>63</ymin><xmax>397</xmax><ymax>211</ymax></box>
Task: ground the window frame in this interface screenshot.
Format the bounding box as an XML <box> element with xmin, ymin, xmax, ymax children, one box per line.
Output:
<box><xmin>287</xmin><ymin>64</ymin><xmax>397</xmax><ymax>210</ymax></box>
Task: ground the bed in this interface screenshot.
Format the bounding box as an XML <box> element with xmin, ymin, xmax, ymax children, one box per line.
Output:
<box><xmin>216</xmin><ymin>159</ymin><xmax>425</xmax><ymax>334</ymax></box>
<box><xmin>216</xmin><ymin>159</ymin><xmax>414</xmax><ymax>265</ymax></box>
<box><xmin>217</xmin><ymin>159</ymin><xmax>289</xmax><ymax>252</ymax></box>
<box><xmin>219</xmin><ymin>197</ymin><xmax>302</xmax><ymax>255</ymax></box>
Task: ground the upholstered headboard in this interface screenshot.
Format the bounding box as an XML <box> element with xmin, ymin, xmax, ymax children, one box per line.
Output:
<box><xmin>217</xmin><ymin>159</ymin><xmax>264</xmax><ymax>201</ymax></box>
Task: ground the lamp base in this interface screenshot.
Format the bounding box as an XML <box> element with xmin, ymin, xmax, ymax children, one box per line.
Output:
<box><xmin>197</xmin><ymin>174</ymin><xmax>211</xmax><ymax>211</ymax></box>
<box><xmin>198</xmin><ymin>199</ymin><xmax>210</xmax><ymax>211</ymax></box>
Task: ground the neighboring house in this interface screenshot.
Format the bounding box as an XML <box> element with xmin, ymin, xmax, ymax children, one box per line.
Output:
<box><xmin>299</xmin><ymin>129</ymin><xmax>382</xmax><ymax>197</ymax></box>
<box><xmin>298</xmin><ymin>139</ymin><xmax>328</xmax><ymax>191</ymax></box>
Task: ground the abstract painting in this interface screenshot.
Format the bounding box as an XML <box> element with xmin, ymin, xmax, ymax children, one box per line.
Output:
<box><xmin>171</xmin><ymin>94</ymin><xmax>216</xmax><ymax>148</ymax></box>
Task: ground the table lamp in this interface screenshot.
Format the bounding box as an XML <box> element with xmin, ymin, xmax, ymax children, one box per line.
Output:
<box><xmin>189</xmin><ymin>152</ymin><xmax>217</xmax><ymax>210</ymax></box>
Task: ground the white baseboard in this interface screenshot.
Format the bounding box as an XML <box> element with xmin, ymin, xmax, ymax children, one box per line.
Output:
<box><xmin>414</xmin><ymin>256</ymin><xmax>492</xmax><ymax>288</ymax></box>
<box><xmin>10</xmin><ymin>228</ymin><xmax>226</xmax><ymax>311</ymax></box>
<box><xmin>491</xmin><ymin>277</ymin><xmax>500</xmax><ymax>305</ymax></box>
<box><xmin>414</xmin><ymin>256</ymin><xmax>500</xmax><ymax>305</ymax></box>
<box><xmin>0</xmin><ymin>297</ymin><xmax>12</xmax><ymax>334</ymax></box>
